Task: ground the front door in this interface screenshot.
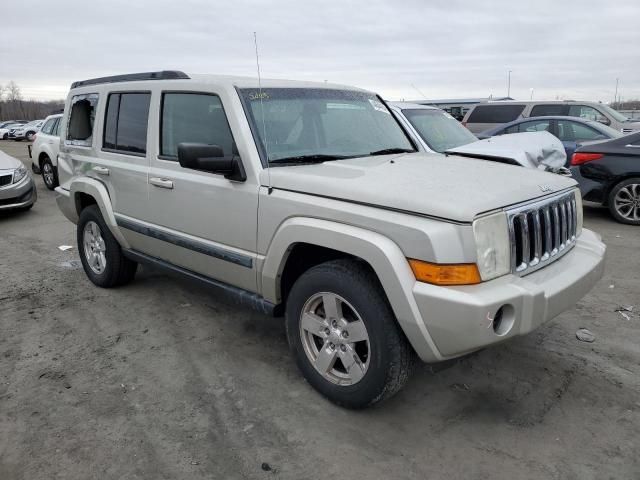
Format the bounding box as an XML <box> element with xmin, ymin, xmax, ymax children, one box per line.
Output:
<box><xmin>142</xmin><ymin>91</ymin><xmax>259</xmax><ymax>292</ymax></box>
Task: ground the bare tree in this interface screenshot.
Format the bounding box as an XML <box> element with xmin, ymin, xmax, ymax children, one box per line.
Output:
<box><xmin>6</xmin><ymin>81</ymin><xmax>22</xmax><ymax>102</ymax></box>
<box><xmin>0</xmin><ymin>84</ymin><xmax>5</xmax><ymax>101</ymax></box>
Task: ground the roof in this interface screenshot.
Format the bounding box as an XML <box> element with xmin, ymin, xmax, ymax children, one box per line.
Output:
<box><xmin>411</xmin><ymin>97</ymin><xmax>514</xmax><ymax>105</ymax></box>
<box><xmin>70</xmin><ymin>70</ymin><xmax>368</xmax><ymax>92</ymax></box>
<box><xmin>388</xmin><ymin>101</ymin><xmax>439</xmax><ymax>110</ymax></box>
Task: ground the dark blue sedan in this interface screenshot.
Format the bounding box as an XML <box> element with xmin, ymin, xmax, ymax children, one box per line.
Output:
<box><xmin>477</xmin><ymin>116</ymin><xmax>623</xmax><ymax>163</ymax></box>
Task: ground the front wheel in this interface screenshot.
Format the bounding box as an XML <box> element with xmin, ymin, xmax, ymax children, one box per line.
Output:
<box><xmin>41</xmin><ymin>156</ymin><xmax>58</xmax><ymax>190</ymax></box>
<box><xmin>608</xmin><ymin>178</ymin><xmax>640</xmax><ymax>225</ymax></box>
<box><xmin>285</xmin><ymin>259</ymin><xmax>415</xmax><ymax>408</ymax></box>
<box><xmin>77</xmin><ymin>205</ymin><xmax>138</xmax><ymax>287</ymax></box>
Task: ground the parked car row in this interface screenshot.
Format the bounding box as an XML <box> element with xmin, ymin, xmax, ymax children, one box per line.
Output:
<box><xmin>0</xmin><ymin>118</ymin><xmax>45</xmax><ymax>141</ymax></box>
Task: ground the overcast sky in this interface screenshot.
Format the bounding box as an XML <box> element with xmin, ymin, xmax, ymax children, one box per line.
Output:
<box><xmin>1</xmin><ymin>0</ymin><xmax>638</xmax><ymax>103</ymax></box>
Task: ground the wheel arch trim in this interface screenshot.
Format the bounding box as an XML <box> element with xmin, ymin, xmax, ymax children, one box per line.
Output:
<box><xmin>261</xmin><ymin>217</ymin><xmax>442</xmax><ymax>361</ymax></box>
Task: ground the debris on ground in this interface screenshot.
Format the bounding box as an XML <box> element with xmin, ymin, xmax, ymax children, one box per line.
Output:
<box><xmin>615</xmin><ymin>306</ymin><xmax>634</xmax><ymax>321</ymax></box>
<box><xmin>450</xmin><ymin>383</ymin><xmax>470</xmax><ymax>392</ymax></box>
<box><xmin>576</xmin><ymin>328</ymin><xmax>595</xmax><ymax>343</ymax></box>
<box><xmin>609</xmin><ymin>284</ymin><xmax>615</xmax><ymax>289</ymax></box>
<box><xmin>261</xmin><ymin>463</ymin><xmax>272</xmax><ymax>472</ymax></box>
<box><xmin>58</xmin><ymin>245</ymin><xmax>73</xmax><ymax>251</ymax></box>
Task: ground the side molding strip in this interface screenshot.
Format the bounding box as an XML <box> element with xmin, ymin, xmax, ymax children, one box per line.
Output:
<box><xmin>123</xmin><ymin>249</ymin><xmax>274</xmax><ymax>315</ymax></box>
<box><xmin>116</xmin><ymin>217</ymin><xmax>253</xmax><ymax>268</ymax></box>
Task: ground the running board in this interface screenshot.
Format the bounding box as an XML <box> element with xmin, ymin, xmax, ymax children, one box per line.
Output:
<box><xmin>123</xmin><ymin>249</ymin><xmax>276</xmax><ymax>316</ymax></box>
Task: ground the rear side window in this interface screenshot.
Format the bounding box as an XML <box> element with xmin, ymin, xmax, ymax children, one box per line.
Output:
<box><xmin>40</xmin><ymin>118</ymin><xmax>57</xmax><ymax>135</ymax></box>
<box><xmin>530</xmin><ymin>104</ymin><xmax>569</xmax><ymax>116</ymax></box>
<box><xmin>557</xmin><ymin>120</ymin><xmax>607</xmax><ymax>142</ymax></box>
<box><xmin>103</xmin><ymin>92</ymin><xmax>151</xmax><ymax>154</ymax></box>
<box><xmin>467</xmin><ymin>104</ymin><xmax>525</xmax><ymax>123</ymax></box>
<box><xmin>67</xmin><ymin>94</ymin><xmax>98</xmax><ymax>146</ymax></box>
<box><xmin>160</xmin><ymin>93</ymin><xmax>235</xmax><ymax>159</ymax></box>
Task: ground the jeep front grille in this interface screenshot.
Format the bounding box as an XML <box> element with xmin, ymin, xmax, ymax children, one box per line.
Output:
<box><xmin>507</xmin><ymin>191</ymin><xmax>578</xmax><ymax>275</ymax></box>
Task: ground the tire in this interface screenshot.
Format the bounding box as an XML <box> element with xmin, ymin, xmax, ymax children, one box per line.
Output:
<box><xmin>608</xmin><ymin>177</ymin><xmax>640</xmax><ymax>225</ymax></box>
<box><xmin>77</xmin><ymin>205</ymin><xmax>138</xmax><ymax>288</ymax></box>
<box><xmin>31</xmin><ymin>162</ymin><xmax>40</xmax><ymax>174</ymax></box>
<box><xmin>285</xmin><ymin>259</ymin><xmax>415</xmax><ymax>408</ymax></box>
<box><xmin>2</xmin><ymin>134</ymin><xmax>7</xmax><ymax>140</ymax></box>
<box><xmin>40</xmin><ymin>156</ymin><xmax>58</xmax><ymax>190</ymax></box>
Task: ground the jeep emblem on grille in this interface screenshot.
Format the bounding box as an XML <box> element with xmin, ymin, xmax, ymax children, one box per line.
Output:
<box><xmin>539</xmin><ymin>184</ymin><xmax>553</xmax><ymax>192</ymax></box>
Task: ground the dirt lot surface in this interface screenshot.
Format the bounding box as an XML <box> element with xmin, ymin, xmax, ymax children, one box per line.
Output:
<box><xmin>0</xmin><ymin>140</ymin><xmax>638</xmax><ymax>480</ymax></box>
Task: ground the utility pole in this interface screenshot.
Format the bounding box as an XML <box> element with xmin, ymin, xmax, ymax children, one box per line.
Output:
<box><xmin>614</xmin><ymin>78</ymin><xmax>619</xmax><ymax>106</ymax></box>
<box><xmin>507</xmin><ymin>70</ymin><xmax>512</xmax><ymax>98</ymax></box>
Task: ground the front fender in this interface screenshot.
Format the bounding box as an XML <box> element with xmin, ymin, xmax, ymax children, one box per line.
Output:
<box><xmin>69</xmin><ymin>177</ymin><xmax>130</xmax><ymax>249</ymax></box>
<box><xmin>261</xmin><ymin>217</ymin><xmax>442</xmax><ymax>362</ymax></box>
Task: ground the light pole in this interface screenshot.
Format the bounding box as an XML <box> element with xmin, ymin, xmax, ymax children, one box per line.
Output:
<box><xmin>614</xmin><ymin>78</ymin><xmax>619</xmax><ymax>106</ymax></box>
<box><xmin>530</xmin><ymin>88</ymin><xmax>534</xmax><ymax>100</ymax></box>
<box><xmin>507</xmin><ymin>70</ymin><xmax>512</xmax><ymax>98</ymax></box>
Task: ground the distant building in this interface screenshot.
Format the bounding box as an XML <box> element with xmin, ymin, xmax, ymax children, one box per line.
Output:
<box><xmin>409</xmin><ymin>97</ymin><xmax>515</xmax><ymax>120</ymax></box>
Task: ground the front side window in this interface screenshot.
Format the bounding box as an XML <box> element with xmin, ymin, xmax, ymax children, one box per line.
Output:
<box><xmin>40</xmin><ymin>118</ymin><xmax>56</xmax><ymax>135</ymax></box>
<box><xmin>568</xmin><ymin>105</ymin><xmax>607</xmax><ymax>123</ymax></box>
<box><xmin>160</xmin><ymin>93</ymin><xmax>235</xmax><ymax>159</ymax></box>
<box><xmin>239</xmin><ymin>88</ymin><xmax>414</xmax><ymax>164</ymax></box>
<box><xmin>53</xmin><ymin>118</ymin><xmax>61</xmax><ymax>137</ymax></box>
<box><xmin>519</xmin><ymin>120</ymin><xmax>551</xmax><ymax>133</ymax></box>
<box><xmin>556</xmin><ymin>120</ymin><xmax>607</xmax><ymax>142</ymax></box>
<box><xmin>402</xmin><ymin>109</ymin><xmax>477</xmax><ymax>152</ymax></box>
<box><xmin>67</xmin><ymin>93</ymin><xmax>98</xmax><ymax>146</ymax></box>
<box><xmin>103</xmin><ymin>92</ymin><xmax>151</xmax><ymax>154</ymax></box>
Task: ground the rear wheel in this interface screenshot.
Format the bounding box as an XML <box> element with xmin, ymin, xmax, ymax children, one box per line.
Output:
<box><xmin>285</xmin><ymin>259</ymin><xmax>415</xmax><ymax>408</ymax></box>
<box><xmin>77</xmin><ymin>205</ymin><xmax>138</xmax><ymax>287</ymax></box>
<box><xmin>608</xmin><ymin>178</ymin><xmax>640</xmax><ymax>225</ymax></box>
<box><xmin>41</xmin><ymin>156</ymin><xmax>58</xmax><ymax>190</ymax></box>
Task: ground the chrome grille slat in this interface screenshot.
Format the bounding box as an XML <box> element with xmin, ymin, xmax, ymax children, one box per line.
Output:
<box><xmin>507</xmin><ymin>191</ymin><xmax>579</xmax><ymax>276</ymax></box>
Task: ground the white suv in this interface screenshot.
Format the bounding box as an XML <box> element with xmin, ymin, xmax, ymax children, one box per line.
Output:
<box><xmin>29</xmin><ymin>113</ymin><xmax>62</xmax><ymax>189</ymax></box>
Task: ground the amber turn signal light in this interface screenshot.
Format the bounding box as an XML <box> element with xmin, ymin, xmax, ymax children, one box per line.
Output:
<box><xmin>408</xmin><ymin>259</ymin><xmax>482</xmax><ymax>286</ymax></box>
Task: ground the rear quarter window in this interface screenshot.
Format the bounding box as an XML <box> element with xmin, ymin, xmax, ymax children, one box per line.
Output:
<box><xmin>530</xmin><ymin>104</ymin><xmax>569</xmax><ymax>116</ymax></box>
<box><xmin>467</xmin><ymin>104</ymin><xmax>526</xmax><ymax>123</ymax></box>
<box><xmin>66</xmin><ymin>93</ymin><xmax>99</xmax><ymax>146</ymax></box>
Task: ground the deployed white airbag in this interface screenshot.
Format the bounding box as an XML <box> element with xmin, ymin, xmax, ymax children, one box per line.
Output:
<box><xmin>447</xmin><ymin>131</ymin><xmax>567</xmax><ymax>171</ymax></box>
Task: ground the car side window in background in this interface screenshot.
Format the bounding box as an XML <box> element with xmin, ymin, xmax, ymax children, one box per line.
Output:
<box><xmin>568</xmin><ymin>105</ymin><xmax>608</xmax><ymax>123</ymax></box>
<box><xmin>467</xmin><ymin>104</ymin><xmax>526</xmax><ymax>123</ymax></box>
<box><xmin>52</xmin><ymin>118</ymin><xmax>61</xmax><ymax>137</ymax></box>
<box><xmin>66</xmin><ymin>93</ymin><xmax>99</xmax><ymax>146</ymax></box>
<box><xmin>519</xmin><ymin>120</ymin><xmax>551</xmax><ymax>133</ymax></box>
<box><xmin>103</xmin><ymin>92</ymin><xmax>151</xmax><ymax>154</ymax></box>
<box><xmin>530</xmin><ymin>104</ymin><xmax>568</xmax><ymax>116</ymax></box>
<box><xmin>40</xmin><ymin>118</ymin><xmax>56</xmax><ymax>135</ymax></box>
<box><xmin>556</xmin><ymin>120</ymin><xmax>606</xmax><ymax>142</ymax></box>
<box><xmin>160</xmin><ymin>93</ymin><xmax>235</xmax><ymax>159</ymax></box>
<box><xmin>504</xmin><ymin>124</ymin><xmax>520</xmax><ymax>134</ymax></box>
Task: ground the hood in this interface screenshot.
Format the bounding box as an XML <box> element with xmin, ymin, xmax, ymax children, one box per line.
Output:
<box><xmin>446</xmin><ymin>131</ymin><xmax>566</xmax><ymax>170</ymax></box>
<box><xmin>263</xmin><ymin>152</ymin><xmax>577</xmax><ymax>223</ymax></box>
<box><xmin>0</xmin><ymin>150</ymin><xmax>24</xmax><ymax>170</ymax></box>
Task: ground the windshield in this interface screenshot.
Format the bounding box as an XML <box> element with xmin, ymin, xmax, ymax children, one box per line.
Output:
<box><xmin>402</xmin><ymin>109</ymin><xmax>477</xmax><ymax>152</ymax></box>
<box><xmin>599</xmin><ymin>104</ymin><xmax>629</xmax><ymax>122</ymax></box>
<box><xmin>239</xmin><ymin>88</ymin><xmax>415</xmax><ymax>164</ymax></box>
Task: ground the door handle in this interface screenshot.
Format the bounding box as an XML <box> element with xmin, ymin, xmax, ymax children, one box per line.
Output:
<box><xmin>93</xmin><ymin>166</ymin><xmax>110</xmax><ymax>175</ymax></box>
<box><xmin>150</xmin><ymin>177</ymin><xmax>174</xmax><ymax>189</ymax></box>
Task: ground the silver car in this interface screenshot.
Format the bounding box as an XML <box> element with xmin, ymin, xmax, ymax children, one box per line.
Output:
<box><xmin>0</xmin><ymin>150</ymin><xmax>37</xmax><ymax>212</ymax></box>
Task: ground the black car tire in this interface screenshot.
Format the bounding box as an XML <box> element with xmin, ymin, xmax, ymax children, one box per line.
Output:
<box><xmin>77</xmin><ymin>205</ymin><xmax>138</xmax><ymax>288</ymax></box>
<box><xmin>40</xmin><ymin>156</ymin><xmax>58</xmax><ymax>190</ymax></box>
<box><xmin>2</xmin><ymin>133</ymin><xmax>7</xmax><ymax>140</ymax></box>
<box><xmin>285</xmin><ymin>258</ymin><xmax>415</xmax><ymax>409</ymax></box>
<box><xmin>608</xmin><ymin>177</ymin><xmax>640</xmax><ymax>226</ymax></box>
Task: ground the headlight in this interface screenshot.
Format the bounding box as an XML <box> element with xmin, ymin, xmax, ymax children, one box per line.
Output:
<box><xmin>13</xmin><ymin>165</ymin><xmax>27</xmax><ymax>184</ymax></box>
<box><xmin>472</xmin><ymin>211</ymin><xmax>511</xmax><ymax>281</ymax></box>
<box><xmin>574</xmin><ymin>188</ymin><xmax>583</xmax><ymax>236</ymax></box>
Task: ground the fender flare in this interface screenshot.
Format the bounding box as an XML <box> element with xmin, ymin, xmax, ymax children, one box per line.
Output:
<box><xmin>69</xmin><ymin>177</ymin><xmax>130</xmax><ymax>248</ymax></box>
<box><xmin>261</xmin><ymin>217</ymin><xmax>442</xmax><ymax>362</ymax></box>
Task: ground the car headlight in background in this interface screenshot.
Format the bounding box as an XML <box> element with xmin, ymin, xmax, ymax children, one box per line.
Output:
<box><xmin>472</xmin><ymin>211</ymin><xmax>511</xmax><ymax>281</ymax></box>
<box><xmin>13</xmin><ymin>165</ymin><xmax>27</xmax><ymax>184</ymax></box>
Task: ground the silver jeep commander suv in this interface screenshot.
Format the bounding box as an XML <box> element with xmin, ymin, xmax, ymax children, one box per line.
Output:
<box><xmin>55</xmin><ymin>71</ymin><xmax>606</xmax><ymax>408</ymax></box>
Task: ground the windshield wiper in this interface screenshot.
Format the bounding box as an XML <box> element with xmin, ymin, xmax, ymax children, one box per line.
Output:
<box><xmin>269</xmin><ymin>154</ymin><xmax>353</xmax><ymax>164</ymax></box>
<box><xmin>369</xmin><ymin>148</ymin><xmax>415</xmax><ymax>156</ymax></box>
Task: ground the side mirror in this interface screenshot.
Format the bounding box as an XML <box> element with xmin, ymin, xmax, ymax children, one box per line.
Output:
<box><xmin>177</xmin><ymin>143</ymin><xmax>246</xmax><ymax>181</ymax></box>
<box><xmin>597</xmin><ymin>116</ymin><xmax>611</xmax><ymax>126</ymax></box>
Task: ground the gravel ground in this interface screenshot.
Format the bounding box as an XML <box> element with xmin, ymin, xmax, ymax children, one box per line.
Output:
<box><xmin>0</xmin><ymin>140</ymin><xmax>638</xmax><ymax>480</ymax></box>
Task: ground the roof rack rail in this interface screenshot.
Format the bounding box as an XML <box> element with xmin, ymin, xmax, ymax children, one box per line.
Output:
<box><xmin>71</xmin><ymin>70</ymin><xmax>190</xmax><ymax>89</ymax></box>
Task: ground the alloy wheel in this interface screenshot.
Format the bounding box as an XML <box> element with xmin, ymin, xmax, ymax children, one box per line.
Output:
<box><xmin>83</xmin><ymin>221</ymin><xmax>107</xmax><ymax>274</ymax></box>
<box><xmin>614</xmin><ymin>183</ymin><xmax>640</xmax><ymax>221</ymax></box>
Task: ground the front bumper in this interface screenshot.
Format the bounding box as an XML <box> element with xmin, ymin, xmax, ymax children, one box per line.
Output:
<box><xmin>0</xmin><ymin>175</ymin><xmax>37</xmax><ymax>210</ymax></box>
<box><xmin>412</xmin><ymin>228</ymin><xmax>606</xmax><ymax>360</ymax></box>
